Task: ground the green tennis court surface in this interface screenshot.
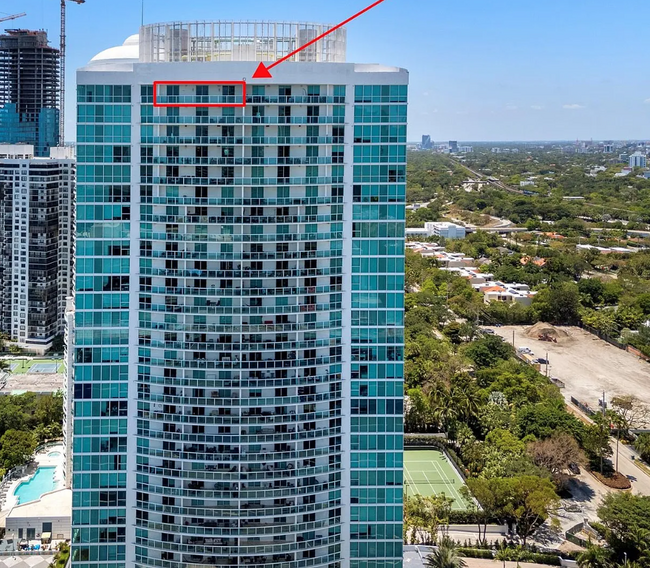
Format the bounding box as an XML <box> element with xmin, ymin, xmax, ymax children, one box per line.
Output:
<box><xmin>404</xmin><ymin>449</ymin><xmax>472</xmax><ymax>511</ymax></box>
<box><xmin>5</xmin><ymin>359</ymin><xmax>64</xmax><ymax>374</ymax></box>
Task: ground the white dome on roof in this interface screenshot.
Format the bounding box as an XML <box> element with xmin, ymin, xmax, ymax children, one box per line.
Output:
<box><xmin>90</xmin><ymin>34</ymin><xmax>139</xmax><ymax>62</ymax></box>
<box><xmin>123</xmin><ymin>34</ymin><xmax>139</xmax><ymax>46</ymax></box>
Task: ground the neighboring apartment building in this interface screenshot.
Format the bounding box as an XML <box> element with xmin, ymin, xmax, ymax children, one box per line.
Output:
<box><xmin>0</xmin><ymin>144</ymin><xmax>74</xmax><ymax>352</ymax></box>
<box><xmin>0</xmin><ymin>30</ymin><xmax>59</xmax><ymax>157</ymax></box>
<box><xmin>629</xmin><ymin>151</ymin><xmax>647</xmax><ymax>168</ymax></box>
<box><xmin>424</xmin><ymin>221</ymin><xmax>466</xmax><ymax>240</ymax></box>
<box><xmin>70</xmin><ymin>22</ymin><xmax>407</xmax><ymax>568</ymax></box>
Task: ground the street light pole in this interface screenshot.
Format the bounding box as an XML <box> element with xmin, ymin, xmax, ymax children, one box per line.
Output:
<box><xmin>545</xmin><ymin>352</ymin><xmax>549</xmax><ymax>377</ymax></box>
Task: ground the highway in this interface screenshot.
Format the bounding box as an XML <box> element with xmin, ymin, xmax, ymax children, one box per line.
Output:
<box><xmin>452</xmin><ymin>159</ymin><xmax>526</xmax><ymax>195</ymax></box>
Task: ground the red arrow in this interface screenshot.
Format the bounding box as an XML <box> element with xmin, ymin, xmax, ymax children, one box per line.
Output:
<box><xmin>252</xmin><ymin>0</ymin><xmax>386</xmax><ymax>79</ymax></box>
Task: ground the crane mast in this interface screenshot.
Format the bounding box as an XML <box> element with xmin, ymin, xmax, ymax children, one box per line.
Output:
<box><xmin>59</xmin><ymin>0</ymin><xmax>84</xmax><ymax>146</ymax></box>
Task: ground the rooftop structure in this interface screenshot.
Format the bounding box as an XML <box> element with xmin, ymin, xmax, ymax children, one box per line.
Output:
<box><xmin>0</xmin><ymin>30</ymin><xmax>59</xmax><ymax>156</ymax></box>
<box><xmin>0</xmin><ymin>373</ymin><xmax>64</xmax><ymax>395</ymax></box>
<box><xmin>139</xmin><ymin>21</ymin><xmax>346</xmax><ymax>64</ymax></box>
<box><xmin>5</xmin><ymin>488</ymin><xmax>71</xmax><ymax>541</ymax></box>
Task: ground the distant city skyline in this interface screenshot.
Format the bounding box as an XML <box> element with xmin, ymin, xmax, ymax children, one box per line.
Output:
<box><xmin>6</xmin><ymin>0</ymin><xmax>650</xmax><ymax>141</ymax></box>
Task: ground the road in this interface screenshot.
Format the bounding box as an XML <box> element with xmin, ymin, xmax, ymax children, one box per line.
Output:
<box><xmin>452</xmin><ymin>159</ymin><xmax>525</xmax><ymax>196</ymax></box>
<box><xmin>611</xmin><ymin>441</ymin><xmax>650</xmax><ymax>496</ymax></box>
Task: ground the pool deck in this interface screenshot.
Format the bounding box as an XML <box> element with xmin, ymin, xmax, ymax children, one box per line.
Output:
<box><xmin>0</xmin><ymin>373</ymin><xmax>64</xmax><ymax>396</ymax></box>
<box><xmin>0</xmin><ymin>445</ymin><xmax>65</xmax><ymax>516</ymax></box>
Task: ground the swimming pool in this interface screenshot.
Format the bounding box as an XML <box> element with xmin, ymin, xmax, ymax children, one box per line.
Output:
<box><xmin>14</xmin><ymin>467</ymin><xmax>58</xmax><ymax>504</ymax></box>
<box><xmin>47</xmin><ymin>451</ymin><xmax>61</xmax><ymax>458</ymax></box>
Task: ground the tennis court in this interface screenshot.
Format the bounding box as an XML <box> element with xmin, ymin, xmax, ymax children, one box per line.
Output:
<box><xmin>5</xmin><ymin>359</ymin><xmax>64</xmax><ymax>374</ymax></box>
<box><xmin>404</xmin><ymin>449</ymin><xmax>472</xmax><ymax>511</ymax></box>
<box><xmin>30</xmin><ymin>362</ymin><xmax>60</xmax><ymax>373</ymax></box>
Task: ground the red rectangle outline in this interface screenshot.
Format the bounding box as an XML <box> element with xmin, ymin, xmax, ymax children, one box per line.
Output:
<box><xmin>153</xmin><ymin>81</ymin><xmax>247</xmax><ymax>108</ymax></box>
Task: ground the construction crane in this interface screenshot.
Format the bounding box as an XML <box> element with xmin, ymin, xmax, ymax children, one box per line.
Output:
<box><xmin>59</xmin><ymin>0</ymin><xmax>84</xmax><ymax>145</ymax></box>
<box><xmin>0</xmin><ymin>13</ymin><xmax>26</xmax><ymax>24</ymax></box>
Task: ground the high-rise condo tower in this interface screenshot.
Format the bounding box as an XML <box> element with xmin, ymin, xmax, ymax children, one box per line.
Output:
<box><xmin>70</xmin><ymin>21</ymin><xmax>407</xmax><ymax>568</ymax></box>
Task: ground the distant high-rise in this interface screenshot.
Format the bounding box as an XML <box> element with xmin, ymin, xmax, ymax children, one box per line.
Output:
<box><xmin>0</xmin><ymin>30</ymin><xmax>60</xmax><ymax>157</ymax></box>
<box><xmin>0</xmin><ymin>144</ymin><xmax>74</xmax><ymax>351</ymax></box>
<box><xmin>630</xmin><ymin>151</ymin><xmax>647</xmax><ymax>168</ymax></box>
<box><xmin>449</xmin><ymin>140</ymin><xmax>458</xmax><ymax>153</ymax></box>
<box><xmin>70</xmin><ymin>21</ymin><xmax>407</xmax><ymax>568</ymax></box>
<box><xmin>421</xmin><ymin>134</ymin><xmax>433</xmax><ymax>149</ymax></box>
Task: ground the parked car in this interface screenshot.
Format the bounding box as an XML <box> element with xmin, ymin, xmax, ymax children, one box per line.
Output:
<box><xmin>483</xmin><ymin>329</ymin><xmax>495</xmax><ymax>335</ymax></box>
<box><xmin>535</xmin><ymin>358</ymin><xmax>549</xmax><ymax>365</ymax></box>
<box><xmin>568</xmin><ymin>462</ymin><xmax>581</xmax><ymax>475</ymax></box>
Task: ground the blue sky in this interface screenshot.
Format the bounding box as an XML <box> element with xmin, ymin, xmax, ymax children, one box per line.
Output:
<box><xmin>6</xmin><ymin>0</ymin><xmax>650</xmax><ymax>141</ymax></box>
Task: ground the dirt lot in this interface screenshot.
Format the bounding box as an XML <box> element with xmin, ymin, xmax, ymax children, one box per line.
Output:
<box><xmin>490</xmin><ymin>325</ymin><xmax>650</xmax><ymax>409</ymax></box>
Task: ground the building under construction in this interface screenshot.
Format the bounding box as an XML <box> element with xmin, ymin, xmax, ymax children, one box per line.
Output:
<box><xmin>0</xmin><ymin>30</ymin><xmax>59</xmax><ymax>156</ymax></box>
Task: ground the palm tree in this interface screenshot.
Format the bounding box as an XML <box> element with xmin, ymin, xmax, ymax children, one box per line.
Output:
<box><xmin>425</xmin><ymin>538</ymin><xmax>467</xmax><ymax>568</ymax></box>
<box><xmin>576</xmin><ymin>542</ymin><xmax>612</xmax><ymax>568</ymax></box>
<box><xmin>634</xmin><ymin>433</ymin><xmax>650</xmax><ymax>462</ymax></box>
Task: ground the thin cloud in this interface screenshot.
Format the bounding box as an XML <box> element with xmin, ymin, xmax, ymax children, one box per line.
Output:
<box><xmin>530</xmin><ymin>105</ymin><xmax>544</xmax><ymax>110</ymax></box>
<box><xmin>644</xmin><ymin>98</ymin><xmax>650</xmax><ymax>104</ymax></box>
<box><xmin>563</xmin><ymin>104</ymin><xmax>585</xmax><ymax>109</ymax></box>
<box><xmin>505</xmin><ymin>104</ymin><xmax>518</xmax><ymax>110</ymax></box>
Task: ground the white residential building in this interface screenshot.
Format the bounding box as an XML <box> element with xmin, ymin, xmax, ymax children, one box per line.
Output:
<box><xmin>630</xmin><ymin>152</ymin><xmax>647</xmax><ymax>168</ymax></box>
<box><xmin>475</xmin><ymin>281</ymin><xmax>536</xmax><ymax>306</ymax></box>
<box><xmin>424</xmin><ymin>221</ymin><xmax>466</xmax><ymax>240</ymax></box>
<box><xmin>0</xmin><ymin>144</ymin><xmax>75</xmax><ymax>352</ymax></box>
<box><xmin>440</xmin><ymin>266</ymin><xmax>492</xmax><ymax>285</ymax></box>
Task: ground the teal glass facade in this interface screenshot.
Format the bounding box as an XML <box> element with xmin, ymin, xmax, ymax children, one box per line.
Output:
<box><xmin>72</xmin><ymin>55</ymin><xmax>407</xmax><ymax>568</ymax></box>
<box><xmin>71</xmin><ymin>84</ymin><xmax>132</xmax><ymax>567</ymax></box>
<box><xmin>0</xmin><ymin>104</ymin><xmax>59</xmax><ymax>157</ymax></box>
<box><xmin>0</xmin><ymin>29</ymin><xmax>60</xmax><ymax>156</ymax></box>
<box><xmin>349</xmin><ymin>85</ymin><xmax>406</xmax><ymax>568</ymax></box>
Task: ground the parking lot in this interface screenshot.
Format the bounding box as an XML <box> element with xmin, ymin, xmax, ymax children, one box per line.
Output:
<box><xmin>490</xmin><ymin>325</ymin><xmax>650</xmax><ymax>409</ymax></box>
